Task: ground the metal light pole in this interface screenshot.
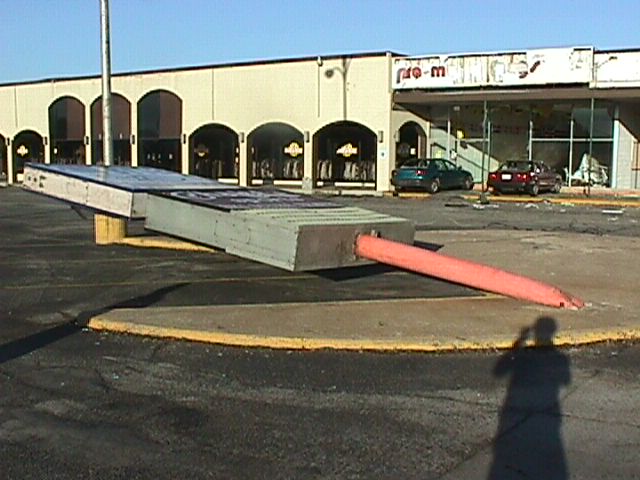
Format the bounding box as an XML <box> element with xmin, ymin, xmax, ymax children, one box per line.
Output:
<box><xmin>100</xmin><ymin>0</ymin><xmax>113</xmax><ymax>167</ymax></box>
<box><xmin>481</xmin><ymin>100</ymin><xmax>488</xmax><ymax>191</ymax></box>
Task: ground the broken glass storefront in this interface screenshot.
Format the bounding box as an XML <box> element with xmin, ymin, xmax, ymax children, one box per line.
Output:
<box><xmin>426</xmin><ymin>101</ymin><xmax>614</xmax><ymax>187</ymax></box>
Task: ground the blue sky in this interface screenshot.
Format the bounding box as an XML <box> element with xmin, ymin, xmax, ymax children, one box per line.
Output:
<box><xmin>1</xmin><ymin>0</ymin><xmax>638</xmax><ymax>84</ymax></box>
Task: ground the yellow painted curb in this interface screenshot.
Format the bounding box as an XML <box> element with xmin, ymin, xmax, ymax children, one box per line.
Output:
<box><xmin>114</xmin><ymin>236</ymin><xmax>217</xmax><ymax>252</ymax></box>
<box><xmin>461</xmin><ymin>194</ymin><xmax>640</xmax><ymax>208</ymax></box>
<box><xmin>393</xmin><ymin>192</ymin><xmax>432</xmax><ymax>199</ymax></box>
<box><xmin>87</xmin><ymin>317</ymin><xmax>640</xmax><ymax>353</ymax></box>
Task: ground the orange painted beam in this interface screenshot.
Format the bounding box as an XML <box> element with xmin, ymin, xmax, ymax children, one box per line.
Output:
<box><xmin>355</xmin><ymin>234</ymin><xmax>584</xmax><ymax>310</ymax></box>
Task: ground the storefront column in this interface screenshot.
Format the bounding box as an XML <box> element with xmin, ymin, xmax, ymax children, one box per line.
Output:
<box><xmin>44</xmin><ymin>137</ymin><xmax>51</xmax><ymax>164</ymax></box>
<box><xmin>481</xmin><ymin>101</ymin><xmax>488</xmax><ymax>190</ymax></box>
<box><xmin>377</xmin><ymin>134</ymin><xmax>391</xmax><ymax>192</ymax></box>
<box><xmin>238</xmin><ymin>134</ymin><xmax>248</xmax><ymax>187</ymax></box>
<box><xmin>130</xmin><ymin>107</ymin><xmax>138</xmax><ymax>167</ymax></box>
<box><xmin>611</xmin><ymin>105</ymin><xmax>620</xmax><ymax>189</ymax></box>
<box><xmin>302</xmin><ymin>138</ymin><xmax>314</xmax><ymax>192</ymax></box>
<box><xmin>181</xmin><ymin>135</ymin><xmax>189</xmax><ymax>175</ymax></box>
<box><xmin>568</xmin><ymin>117</ymin><xmax>575</xmax><ymax>186</ymax></box>
<box><xmin>6</xmin><ymin>141</ymin><xmax>13</xmax><ymax>185</ymax></box>
<box><xmin>85</xmin><ymin>106</ymin><xmax>92</xmax><ymax>165</ymax></box>
<box><xmin>446</xmin><ymin>110</ymin><xmax>451</xmax><ymax>158</ymax></box>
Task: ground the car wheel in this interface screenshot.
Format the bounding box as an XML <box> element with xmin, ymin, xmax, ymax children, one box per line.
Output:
<box><xmin>528</xmin><ymin>183</ymin><xmax>540</xmax><ymax>196</ymax></box>
<box><xmin>426</xmin><ymin>179</ymin><xmax>440</xmax><ymax>194</ymax></box>
<box><xmin>551</xmin><ymin>180</ymin><xmax>562</xmax><ymax>194</ymax></box>
<box><xmin>463</xmin><ymin>176</ymin><xmax>474</xmax><ymax>190</ymax></box>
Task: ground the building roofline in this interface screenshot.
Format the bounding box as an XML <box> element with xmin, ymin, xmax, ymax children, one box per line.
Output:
<box><xmin>0</xmin><ymin>51</ymin><xmax>406</xmax><ymax>88</ymax></box>
<box><xmin>594</xmin><ymin>46</ymin><xmax>640</xmax><ymax>54</ymax></box>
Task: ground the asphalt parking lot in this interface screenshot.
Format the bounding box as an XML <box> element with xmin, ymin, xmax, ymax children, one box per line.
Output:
<box><xmin>2</xmin><ymin>185</ymin><xmax>640</xmax><ymax>479</ymax></box>
<box><xmin>3</xmin><ymin>184</ymin><xmax>640</xmax><ymax>352</ymax></box>
<box><xmin>0</xmin><ymin>187</ymin><xmax>479</xmax><ymax>330</ymax></box>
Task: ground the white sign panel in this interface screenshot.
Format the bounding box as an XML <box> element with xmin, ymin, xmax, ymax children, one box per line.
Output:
<box><xmin>393</xmin><ymin>47</ymin><xmax>593</xmax><ymax>90</ymax></box>
<box><xmin>593</xmin><ymin>51</ymin><xmax>640</xmax><ymax>88</ymax></box>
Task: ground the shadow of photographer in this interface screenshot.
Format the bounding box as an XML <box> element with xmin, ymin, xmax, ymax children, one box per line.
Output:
<box><xmin>488</xmin><ymin>316</ymin><xmax>571</xmax><ymax>480</ymax></box>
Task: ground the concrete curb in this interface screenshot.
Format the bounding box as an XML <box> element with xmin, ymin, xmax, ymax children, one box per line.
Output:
<box><xmin>87</xmin><ymin>293</ymin><xmax>640</xmax><ymax>352</ymax></box>
<box><xmin>87</xmin><ymin>314</ymin><xmax>640</xmax><ymax>352</ymax></box>
<box><xmin>114</xmin><ymin>236</ymin><xmax>217</xmax><ymax>252</ymax></box>
<box><xmin>460</xmin><ymin>194</ymin><xmax>640</xmax><ymax>208</ymax></box>
<box><xmin>383</xmin><ymin>191</ymin><xmax>640</xmax><ymax>207</ymax></box>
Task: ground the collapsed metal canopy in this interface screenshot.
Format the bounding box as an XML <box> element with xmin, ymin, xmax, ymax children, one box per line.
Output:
<box><xmin>21</xmin><ymin>163</ymin><xmax>415</xmax><ymax>271</ymax></box>
<box><xmin>21</xmin><ymin>163</ymin><xmax>231</xmax><ymax>219</ymax></box>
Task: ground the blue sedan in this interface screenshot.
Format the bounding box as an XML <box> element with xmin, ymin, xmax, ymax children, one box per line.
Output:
<box><xmin>391</xmin><ymin>158</ymin><xmax>475</xmax><ymax>194</ymax></box>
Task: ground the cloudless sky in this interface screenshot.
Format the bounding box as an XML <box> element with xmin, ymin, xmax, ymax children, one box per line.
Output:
<box><xmin>1</xmin><ymin>0</ymin><xmax>638</xmax><ymax>84</ymax></box>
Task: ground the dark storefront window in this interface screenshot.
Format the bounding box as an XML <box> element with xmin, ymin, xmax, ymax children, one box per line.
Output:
<box><xmin>13</xmin><ymin>130</ymin><xmax>44</xmax><ymax>181</ymax></box>
<box><xmin>91</xmin><ymin>94</ymin><xmax>132</xmax><ymax>166</ymax></box>
<box><xmin>49</xmin><ymin>97</ymin><xmax>86</xmax><ymax>165</ymax></box>
<box><xmin>137</xmin><ymin>90</ymin><xmax>182</xmax><ymax>172</ymax></box>
<box><xmin>314</xmin><ymin>121</ymin><xmax>376</xmax><ymax>185</ymax></box>
<box><xmin>189</xmin><ymin>124</ymin><xmax>238</xmax><ymax>180</ymax></box>
<box><xmin>248</xmin><ymin>123</ymin><xmax>304</xmax><ymax>184</ymax></box>
<box><xmin>395</xmin><ymin>121</ymin><xmax>427</xmax><ymax>167</ymax></box>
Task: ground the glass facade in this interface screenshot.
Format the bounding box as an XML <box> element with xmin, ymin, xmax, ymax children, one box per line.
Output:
<box><xmin>426</xmin><ymin>101</ymin><xmax>614</xmax><ymax>187</ymax></box>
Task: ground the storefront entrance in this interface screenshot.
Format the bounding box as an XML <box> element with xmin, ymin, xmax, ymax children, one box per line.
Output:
<box><xmin>248</xmin><ymin>123</ymin><xmax>304</xmax><ymax>185</ymax></box>
<box><xmin>189</xmin><ymin>124</ymin><xmax>238</xmax><ymax>182</ymax></box>
<box><xmin>313</xmin><ymin>121</ymin><xmax>376</xmax><ymax>187</ymax></box>
<box><xmin>12</xmin><ymin>130</ymin><xmax>44</xmax><ymax>182</ymax></box>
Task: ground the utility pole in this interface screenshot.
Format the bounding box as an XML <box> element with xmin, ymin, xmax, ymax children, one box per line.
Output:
<box><xmin>100</xmin><ymin>0</ymin><xmax>113</xmax><ymax>167</ymax></box>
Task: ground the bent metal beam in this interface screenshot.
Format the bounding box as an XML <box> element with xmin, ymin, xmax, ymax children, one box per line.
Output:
<box><xmin>355</xmin><ymin>234</ymin><xmax>585</xmax><ymax>310</ymax></box>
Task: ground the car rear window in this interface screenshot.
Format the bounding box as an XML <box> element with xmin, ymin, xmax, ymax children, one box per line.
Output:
<box><xmin>400</xmin><ymin>159</ymin><xmax>419</xmax><ymax>168</ymax></box>
<box><xmin>499</xmin><ymin>161</ymin><xmax>532</xmax><ymax>172</ymax></box>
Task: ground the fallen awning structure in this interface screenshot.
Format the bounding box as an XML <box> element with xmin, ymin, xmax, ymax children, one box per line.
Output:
<box><xmin>21</xmin><ymin>163</ymin><xmax>584</xmax><ymax>309</ymax></box>
<box><xmin>21</xmin><ymin>163</ymin><xmax>229</xmax><ymax>219</ymax></box>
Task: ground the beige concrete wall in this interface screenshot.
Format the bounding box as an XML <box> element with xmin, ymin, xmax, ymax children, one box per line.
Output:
<box><xmin>0</xmin><ymin>53</ymin><xmax>427</xmax><ymax>190</ymax></box>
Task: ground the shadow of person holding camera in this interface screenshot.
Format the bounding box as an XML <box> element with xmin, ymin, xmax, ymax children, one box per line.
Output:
<box><xmin>487</xmin><ymin>316</ymin><xmax>571</xmax><ymax>480</ymax></box>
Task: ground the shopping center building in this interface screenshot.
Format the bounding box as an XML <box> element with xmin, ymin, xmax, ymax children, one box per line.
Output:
<box><xmin>1</xmin><ymin>46</ymin><xmax>639</xmax><ymax>191</ymax></box>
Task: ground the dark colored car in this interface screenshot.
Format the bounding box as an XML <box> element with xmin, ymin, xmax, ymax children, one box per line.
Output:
<box><xmin>487</xmin><ymin>160</ymin><xmax>562</xmax><ymax>196</ymax></box>
<box><xmin>391</xmin><ymin>158</ymin><xmax>474</xmax><ymax>194</ymax></box>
